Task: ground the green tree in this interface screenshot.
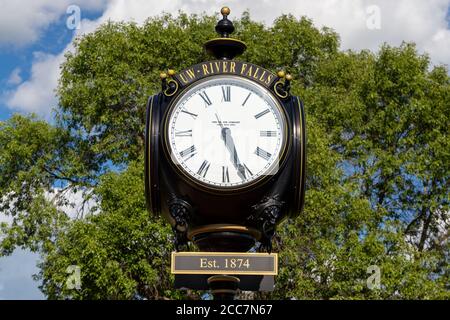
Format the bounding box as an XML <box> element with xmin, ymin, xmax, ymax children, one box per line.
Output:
<box><xmin>0</xmin><ymin>12</ymin><xmax>448</xmax><ymax>299</ymax></box>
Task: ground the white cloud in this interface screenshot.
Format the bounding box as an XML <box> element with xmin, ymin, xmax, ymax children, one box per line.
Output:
<box><xmin>423</xmin><ymin>28</ymin><xmax>450</xmax><ymax>66</ymax></box>
<box><xmin>1</xmin><ymin>187</ymin><xmax>96</xmax><ymax>231</ymax></box>
<box><xmin>47</xmin><ymin>187</ymin><xmax>97</xmax><ymax>219</ymax></box>
<box><xmin>0</xmin><ymin>0</ymin><xmax>107</xmax><ymax>47</ymax></box>
<box><xmin>5</xmin><ymin>52</ymin><xmax>63</xmax><ymax>117</ymax></box>
<box><xmin>6</xmin><ymin>68</ymin><xmax>22</xmax><ymax>85</ymax></box>
<box><xmin>4</xmin><ymin>0</ymin><xmax>450</xmax><ymax>117</ymax></box>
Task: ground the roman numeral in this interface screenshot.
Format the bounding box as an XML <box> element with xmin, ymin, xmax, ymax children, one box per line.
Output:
<box><xmin>179</xmin><ymin>145</ymin><xmax>196</xmax><ymax>160</ymax></box>
<box><xmin>255</xmin><ymin>147</ymin><xmax>271</xmax><ymax>161</ymax></box>
<box><xmin>242</xmin><ymin>92</ymin><xmax>251</xmax><ymax>106</ymax></box>
<box><xmin>260</xmin><ymin>130</ymin><xmax>277</xmax><ymax>137</ymax></box>
<box><xmin>243</xmin><ymin>163</ymin><xmax>253</xmax><ymax>177</ymax></box>
<box><xmin>181</xmin><ymin>109</ymin><xmax>198</xmax><ymax>119</ymax></box>
<box><xmin>197</xmin><ymin>160</ymin><xmax>210</xmax><ymax>177</ymax></box>
<box><xmin>199</xmin><ymin>91</ymin><xmax>212</xmax><ymax>106</ymax></box>
<box><xmin>222</xmin><ymin>86</ymin><xmax>231</xmax><ymax>102</ymax></box>
<box><xmin>175</xmin><ymin>129</ymin><xmax>192</xmax><ymax>137</ymax></box>
<box><xmin>254</xmin><ymin>109</ymin><xmax>270</xmax><ymax>119</ymax></box>
<box><xmin>222</xmin><ymin>166</ymin><xmax>230</xmax><ymax>183</ymax></box>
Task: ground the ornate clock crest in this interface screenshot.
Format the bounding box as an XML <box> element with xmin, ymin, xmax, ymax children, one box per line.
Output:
<box><xmin>145</xmin><ymin>7</ymin><xmax>306</xmax><ymax>298</ymax></box>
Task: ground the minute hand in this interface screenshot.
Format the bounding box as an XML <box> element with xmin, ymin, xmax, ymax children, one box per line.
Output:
<box><xmin>221</xmin><ymin>128</ymin><xmax>246</xmax><ymax>180</ymax></box>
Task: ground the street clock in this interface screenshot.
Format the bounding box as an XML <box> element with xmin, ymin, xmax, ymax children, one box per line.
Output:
<box><xmin>145</xmin><ymin>7</ymin><xmax>306</xmax><ymax>256</ymax></box>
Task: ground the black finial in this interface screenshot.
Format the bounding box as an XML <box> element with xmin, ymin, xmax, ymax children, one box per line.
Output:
<box><xmin>204</xmin><ymin>7</ymin><xmax>246</xmax><ymax>60</ymax></box>
<box><xmin>215</xmin><ymin>7</ymin><xmax>234</xmax><ymax>37</ymax></box>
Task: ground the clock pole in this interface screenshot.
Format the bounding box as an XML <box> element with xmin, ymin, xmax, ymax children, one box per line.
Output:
<box><xmin>203</xmin><ymin>7</ymin><xmax>250</xmax><ymax>300</ymax></box>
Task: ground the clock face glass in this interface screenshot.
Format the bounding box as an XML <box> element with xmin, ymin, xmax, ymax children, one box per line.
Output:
<box><xmin>166</xmin><ymin>75</ymin><xmax>286</xmax><ymax>188</ymax></box>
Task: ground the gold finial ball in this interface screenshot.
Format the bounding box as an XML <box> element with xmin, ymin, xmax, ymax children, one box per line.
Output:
<box><xmin>277</xmin><ymin>70</ymin><xmax>286</xmax><ymax>78</ymax></box>
<box><xmin>285</xmin><ymin>74</ymin><xmax>293</xmax><ymax>81</ymax></box>
<box><xmin>221</xmin><ymin>6</ymin><xmax>230</xmax><ymax>16</ymax></box>
<box><xmin>168</xmin><ymin>69</ymin><xmax>176</xmax><ymax>76</ymax></box>
<box><xmin>160</xmin><ymin>72</ymin><xmax>167</xmax><ymax>79</ymax></box>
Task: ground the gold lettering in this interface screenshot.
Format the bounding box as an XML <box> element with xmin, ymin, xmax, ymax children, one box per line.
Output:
<box><xmin>222</xmin><ymin>61</ymin><xmax>228</xmax><ymax>73</ymax></box>
<box><xmin>265</xmin><ymin>74</ymin><xmax>274</xmax><ymax>85</ymax></box>
<box><xmin>245</xmin><ymin>65</ymin><xmax>254</xmax><ymax>78</ymax></box>
<box><xmin>253</xmin><ymin>67</ymin><xmax>260</xmax><ymax>79</ymax></box>
<box><xmin>200</xmin><ymin>258</ymin><xmax>207</xmax><ymax>268</ymax></box>
<box><xmin>214</xmin><ymin>61</ymin><xmax>221</xmax><ymax>73</ymax></box>
<box><xmin>240</xmin><ymin>63</ymin><xmax>248</xmax><ymax>75</ymax></box>
<box><xmin>202</xmin><ymin>64</ymin><xmax>210</xmax><ymax>76</ymax></box>
<box><xmin>186</xmin><ymin>68</ymin><xmax>196</xmax><ymax>80</ymax></box>
<box><xmin>230</xmin><ymin>61</ymin><xmax>236</xmax><ymax>73</ymax></box>
<box><xmin>179</xmin><ymin>74</ymin><xmax>188</xmax><ymax>84</ymax></box>
<box><xmin>259</xmin><ymin>70</ymin><xmax>267</xmax><ymax>82</ymax></box>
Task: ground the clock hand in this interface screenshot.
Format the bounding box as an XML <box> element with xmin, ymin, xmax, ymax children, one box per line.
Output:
<box><xmin>221</xmin><ymin>128</ymin><xmax>246</xmax><ymax>180</ymax></box>
<box><xmin>215</xmin><ymin>113</ymin><xmax>224</xmax><ymax>129</ymax></box>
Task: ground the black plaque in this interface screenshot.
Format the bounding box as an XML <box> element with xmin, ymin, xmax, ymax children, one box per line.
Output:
<box><xmin>171</xmin><ymin>252</ymin><xmax>278</xmax><ymax>275</ymax></box>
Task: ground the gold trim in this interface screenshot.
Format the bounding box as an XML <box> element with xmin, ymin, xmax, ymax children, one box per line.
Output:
<box><xmin>164</xmin><ymin>78</ymin><xmax>179</xmax><ymax>97</ymax></box>
<box><xmin>297</xmin><ymin>96</ymin><xmax>305</xmax><ymax>214</ymax></box>
<box><xmin>146</xmin><ymin>96</ymin><xmax>154</xmax><ymax>212</ymax></box>
<box><xmin>173</xmin><ymin>251</ymin><xmax>278</xmax><ymax>256</ymax></box>
<box><xmin>204</xmin><ymin>37</ymin><xmax>247</xmax><ymax>47</ymax></box>
<box><xmin>210</xmin><ymin>289</ymin><xmax>238</xmax><ymax>294</ymax></box>
<box><xmin>171</xmin><ymin>271</ymin><xmax>277</xmax><ymax>276</ymax></box>
<box><xmin>162</xmin><ymin>74</ymin><xmax>290</xmax><ymax>194</ymax></box>
<box><xmin>171</xmin><ymin>249</ymin><xmax>175</xmax><ymax>272</ymax></box>
<box><xmin>171</xmin><ymin>251</ymin><xmax>278</xmax><ymax>275</ymax></box>
<box><xmin>273</xmin><ymin>80</ymin><xmax>288</xmax><ymax>99</ymax></box>
<box><xmin>207</xmin><ymin>275</ymin><xmax>240</xmax><ymax>284</ymax></box>
<box><xmin>220</xmin><ymin>7</ymin><xmax>231</xmax><ymax>16</ymax></box>
<box><xmin>187</xmin><ymin>224</ymin><xmax>261</xmax><ymax>240</ymax></box>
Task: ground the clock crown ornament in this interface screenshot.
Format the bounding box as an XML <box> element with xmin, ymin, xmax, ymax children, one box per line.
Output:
<box><xmin>204</xmin><ymin>7</ymin><xmax>247</xmax><ymax>60</ymax></box>
<box><xmin>216</xmin><ymin>7</ymin><xmax>233</xmax><ymax>36</ymax></box>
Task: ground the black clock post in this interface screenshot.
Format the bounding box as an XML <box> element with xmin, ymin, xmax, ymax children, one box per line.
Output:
<box><xmin>145</xmin><ymin>7</ymin><xmax>306</xmax><ymax>300</ymax></box>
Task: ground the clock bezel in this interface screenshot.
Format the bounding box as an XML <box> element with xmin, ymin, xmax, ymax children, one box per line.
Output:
<box><xmin>162</xmin><ymin>74</ymin><xmax>291</xmax><ymax>193</ymax></box>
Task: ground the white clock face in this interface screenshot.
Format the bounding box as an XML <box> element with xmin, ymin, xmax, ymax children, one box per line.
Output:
<box><xmin>166</xmin><ymin>75</ymin><xmax>286</xmax><ymax>188</ymax></box>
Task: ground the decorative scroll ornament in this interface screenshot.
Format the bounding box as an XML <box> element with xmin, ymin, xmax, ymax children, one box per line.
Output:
<box><xmin>160</xmin><ymin>69</ymin><xmax>179</xmax><ymax>97</ymax></box>
<box><xmin>273</xmin><ymin>71</ymin><xmax>292</xmax><ymax>99</ymax></box>
<box><xmin>167</xmin><ymin>194</ymin><xmax>192</xmax><ymax>251</ymax></box>
<box><xmin>248</xmin><ymin>195</ymin><xmax>285</xmax><ymax>253</ymax></box>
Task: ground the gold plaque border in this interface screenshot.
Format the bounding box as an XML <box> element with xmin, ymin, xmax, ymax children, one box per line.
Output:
<box><xmin>171</xmin><ymin>252</ymin><xmax>278</xmax><ymax>275</ymax></box>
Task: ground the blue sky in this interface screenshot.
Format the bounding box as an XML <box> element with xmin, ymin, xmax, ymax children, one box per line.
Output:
<box><xmin>0</xmin><ymin>250</ymin><xmax>43</xmax><ymax>299</ymax></box>
<box><xmin>0</xmin><ymin>5</ymin><xmax>105</xmax><ymax>121</ymax></box>
<box><xmin>0</xmin><ymin>20</ymin><xmax>71</xmax><ymax>120</ymax></box>
<box><xmin>0</xmin><ymin>0</ymin><xmax>449</xmax><ymax>300</ymax></box>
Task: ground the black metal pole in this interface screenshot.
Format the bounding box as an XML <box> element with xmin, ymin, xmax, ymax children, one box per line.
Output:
<box><xmin>207</xmin><ymin>275</ymin><xmax>240</xmax><ymax>300</ymax></box>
